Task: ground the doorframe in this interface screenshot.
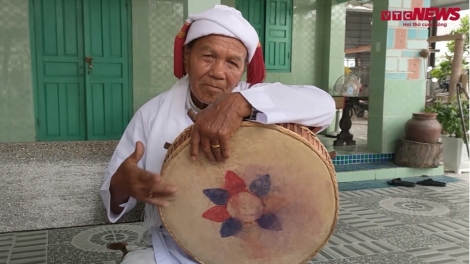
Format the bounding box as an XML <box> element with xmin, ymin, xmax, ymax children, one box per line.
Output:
<box><xmin>126</xmin><ymin>0</ymin><xmax>134</xmax><ymax>122</ymax></box>
<box><xmin>27</xmin><ymin>0</ymin><xmax>134</xmax><ymax>142</ymax></box>
<box><xmin>28</xmin><ymin>0</ymin><xmax>39</xmax><ymax>141</ymax></box>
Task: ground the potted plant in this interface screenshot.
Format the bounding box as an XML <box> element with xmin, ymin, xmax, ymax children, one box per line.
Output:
<box><xmin>425</xmin><ymin>99</ymin><xmax>469</xmax><ymax>174</ymax></box>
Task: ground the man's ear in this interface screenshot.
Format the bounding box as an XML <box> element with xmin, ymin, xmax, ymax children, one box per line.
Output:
<box><xmin>183</xmin><ymin>46</ymin><xmax>191</xmax><ymax>72</ymax></box>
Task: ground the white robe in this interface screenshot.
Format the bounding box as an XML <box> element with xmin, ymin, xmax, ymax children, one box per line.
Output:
<box><xmin>100</xmin><ymin>76</ymin><xmax>336</xmax><ymax>264</ymax></box>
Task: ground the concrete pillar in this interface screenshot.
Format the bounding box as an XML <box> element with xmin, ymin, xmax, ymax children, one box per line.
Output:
<box><xmin>317</xmin><ymin>0</ymin><xmax>347</xmax><ymax>134</ymax></box>
<box><xmin>367</xmin><ymin>0</ymin><xmax>430</xmax><ymax>153</ymax></box>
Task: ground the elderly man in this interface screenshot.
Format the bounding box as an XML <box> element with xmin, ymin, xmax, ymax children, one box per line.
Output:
<box><xmin>101</xmin><ymin>4</ymin><xmax>336</xmax><ymax>264</ymax></box>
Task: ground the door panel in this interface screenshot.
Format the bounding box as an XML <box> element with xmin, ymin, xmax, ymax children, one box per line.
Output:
<box><xmin>32</xmin><ymin>0</ymin><xmax>86</xmax><ymax>141</ymax></box>
<box><xmin>265</xmin><ymin>0</ymin><xmax>292</xmax><ymax>71</ymax></box>
<box><xmin>236</xmin><ymin>0</ymin><xmax>265</xmax><ymax>48</ymax></box>
<box><xmin>83</xmin><ymin>0</ymin><xmax>130</xmax><ymax>140</ymax></box>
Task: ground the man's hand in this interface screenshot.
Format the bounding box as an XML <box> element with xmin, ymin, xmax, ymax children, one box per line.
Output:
<box><xmin>110</xmin><ymin>141</ymin><xmax>178</xmax><ymax>211</ymax></box>
<box><xmin>188</xmin><ymin>93</ymin><xmax>252</xmax><ymax>163</ymax></box>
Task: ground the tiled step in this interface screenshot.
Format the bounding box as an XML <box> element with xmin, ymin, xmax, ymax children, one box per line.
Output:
<box><xmin>332</xmin><ymin>152</ymin><xmax>395</xmax><ymax>166</ymax></box>
<box><xmin>334</xmin><ymin>162</ymin><xmax>444</xmax><ymax>182</ymax></box>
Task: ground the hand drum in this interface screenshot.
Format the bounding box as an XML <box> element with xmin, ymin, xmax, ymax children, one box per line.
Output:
<box><xmin>159</xmin><ymin>122</ymin><xmax>339</xmax><ymax>264</ymax></box>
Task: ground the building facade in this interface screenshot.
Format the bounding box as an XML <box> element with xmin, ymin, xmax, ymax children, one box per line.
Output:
<box><xmin>0</xmin><ymin>0</ymin><xmax>347</xmax><ymax>143</ymax></box>
<box><xmin>0</xmin><ymin>0</ymin><xmax>438</xmax><ymax>157</ymax></box>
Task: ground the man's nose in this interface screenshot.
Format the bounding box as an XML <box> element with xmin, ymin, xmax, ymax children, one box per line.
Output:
<box><xmin>208</xmin><ymin>60</ymin><xmax>225</xmax><ymax>79</ymax></box>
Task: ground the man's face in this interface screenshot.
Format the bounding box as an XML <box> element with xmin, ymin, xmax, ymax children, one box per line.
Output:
<box><xmin>184</xmin><ymin>35</ymin><xmax>247</xmax><ymax>104</ymax></box>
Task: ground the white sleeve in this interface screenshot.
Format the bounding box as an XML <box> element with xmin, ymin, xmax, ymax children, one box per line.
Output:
<box><xmin>100</xmin><ymin>110</ymin><xmax>148</xmax><ymax>223</ymax></box>
<box><xmin>239</xmin><ymin>83</ymin><xmax>336</xmax><ymax>132</ymax></box>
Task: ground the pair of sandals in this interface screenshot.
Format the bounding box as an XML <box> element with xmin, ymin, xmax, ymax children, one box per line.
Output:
<box><xmin>387</xmin><ymin>178</ymin><xmax>446</xmax><ymax>187</ymax></box>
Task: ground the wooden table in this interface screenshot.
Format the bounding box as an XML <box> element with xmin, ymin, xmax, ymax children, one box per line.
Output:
<box><xmin>332</xmin><ymin>96</ymin><xmax>368</xmax><ymax>146</ymax></box>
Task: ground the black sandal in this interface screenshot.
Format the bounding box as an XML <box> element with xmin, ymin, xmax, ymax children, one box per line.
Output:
<box><xmin>387</xmin><ymin>178</ymin><xmax>416</xmax><ymax>187</ymax></box>
<box><xmin>416</xmin><ymin>178</ymin><xmax>446</xmax><ymax>187</ymax></box>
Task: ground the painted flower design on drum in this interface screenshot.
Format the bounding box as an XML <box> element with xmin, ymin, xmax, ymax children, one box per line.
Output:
<box><xmin>202</xmin><ymin>170</ymin><xmax>288</xmax><ymax>238</ymax></box>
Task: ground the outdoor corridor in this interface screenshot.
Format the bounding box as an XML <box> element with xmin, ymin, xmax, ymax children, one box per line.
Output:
<box><xmin>0</xmin><ymin>174</ymin><xmax>468</xmax><ymax>263</ymax></box>
<box><xmin>0</xmin><ymin>132</ymin><xmax>468</xmax><ymax>263</ymax></box>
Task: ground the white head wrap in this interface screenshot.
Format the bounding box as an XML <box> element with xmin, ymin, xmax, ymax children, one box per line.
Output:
<box><xmin>184</xmin><ymin>5</ymin><xmax>260</xmax><ymax>62</ymax></box>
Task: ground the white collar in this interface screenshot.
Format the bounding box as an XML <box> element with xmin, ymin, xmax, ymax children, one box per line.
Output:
<box><xmin>185</xmin><ymin>87</ymin><xmax>202</xmax><ymax>113</ymax></box>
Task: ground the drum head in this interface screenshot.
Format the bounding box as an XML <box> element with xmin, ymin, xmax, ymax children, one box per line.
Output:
<box><xmin>160</xmin><ymin>124</ymin><xmax>338</xmax><ymax>264</ymax></box>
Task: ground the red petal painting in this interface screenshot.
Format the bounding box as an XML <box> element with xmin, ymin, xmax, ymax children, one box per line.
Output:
<box><xmin>202</xmin><ymin>206</ymin><xmax>231</xmax><ymax>222</ymax></box>
<box><xmin>224</xmin><ymin>171</ymin><xmax>246</xmax><ymax>196</ymax></box>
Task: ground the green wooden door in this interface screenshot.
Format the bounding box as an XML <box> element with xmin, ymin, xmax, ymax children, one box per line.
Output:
<box><xmin>265</xmin><ymin>0</ymin><xmax>292</xmax><ymax>71</ymax></box>
<box><xmin>31</xmin><ymin>0</ymin><xmax>86</xmax><ymax>141</ymax></box>
<box><xmin>236</xmin><ymin>0</ymin><xmax>265</xmax><ymax>47</ymax></box>
<box><xmin>31</xmin><ymin>0</ymin><xmax>130</xmax><ymax>141</ymax></box>
<box><xmin>83</xmin><ymin>0</ymin><xmax>130</xmax><ymax>140</ymax></box>
<box><xmin>235</xmin><ymin>0</ymin><xmax>293</xmax><ymax>72</ymax></box>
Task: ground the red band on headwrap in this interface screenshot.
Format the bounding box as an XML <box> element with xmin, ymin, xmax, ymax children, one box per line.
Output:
<box><xmin>174</xmin><ymin>21</ymin><xmax>192</xmax><ymax>79</ymax></box>
<box><xmin>173</xmin><ymin>22</ymin><xmax>266</xmax><ymax>87</ymax></box>
<box><xmin>247</xmin><ymin>42</ymin><xmax>266</xmax><ymax>86</ymax></box>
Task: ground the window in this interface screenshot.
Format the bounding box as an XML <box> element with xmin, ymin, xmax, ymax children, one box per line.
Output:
<box><xmin>344</xmin><ymin>58</ymin><xmax>356</xmax><ymax>68</ymax></box>
<box><xmin>235</xmin><ymin>0</ymin><xmax>293</xmax><ymax>72</ymax></box>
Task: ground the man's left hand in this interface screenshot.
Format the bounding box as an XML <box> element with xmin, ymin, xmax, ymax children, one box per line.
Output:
<box><xmin>188</xmin><ymin>93</ymin><xmax>252</xmax><ymax>163</ymax></box>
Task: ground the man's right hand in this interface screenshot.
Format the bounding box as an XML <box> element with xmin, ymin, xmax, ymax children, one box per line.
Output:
<box><xmin>110</xmin><ymin>141</ymin><xmax>178</xmax><ymax>213</ymax></box>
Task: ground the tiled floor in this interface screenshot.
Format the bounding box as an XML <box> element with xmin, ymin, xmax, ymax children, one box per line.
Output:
<box><xmin>0</xmin><ymin>175</ymin><xmax>467</xmax><ymax>264</ymax></box>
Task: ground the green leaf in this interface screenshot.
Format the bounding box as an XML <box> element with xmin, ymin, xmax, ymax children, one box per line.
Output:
<box><xmin>426</xmin><ymin>99</ymin><xmax>469</xmax><ymax>138</ymax></box>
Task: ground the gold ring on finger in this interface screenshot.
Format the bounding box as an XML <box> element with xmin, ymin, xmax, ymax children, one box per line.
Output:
<box><xmin>211</xmin><ymin>144</ymin><xmax>220</xmax><ymax>149</ymax></box>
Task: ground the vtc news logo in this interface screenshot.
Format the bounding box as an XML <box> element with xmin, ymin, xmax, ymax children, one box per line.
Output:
<box><xmin>381</xmin><ymin>7</ymin><xmax>461</xmax><ymax>21</ymax></box>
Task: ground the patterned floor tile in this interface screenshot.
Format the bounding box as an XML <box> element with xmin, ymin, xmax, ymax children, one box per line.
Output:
<box><xmin>456</xmin><ymin>242</ymin><xmax>470</xmax><ymax>250</ymax></box>
<box><xmin>73</xmin><ymin>225</ymin><xmax>144</xmax><ymax>253</ymax></box>
<box><xmin>48</xmin><ymin>223</ymin><xmax>144</xmax><ymax>245</ymax></box>
<box><xmin>309</xmin><ymin>259</ymin><xmax>351</xmax><ymax>263</ymax></box>
<box><xmin>344</xmin><ymin>193</ymin><xmax>466</xmax><ymax>226</ymax></box>
<box><xmin>312</xmin><ymin>240</ymin><xmax>400</xmax><ymax>261</ymax></box>
<box><xmin>0</xmin><ymin>234</ymin><xmax>14</xmax><ymax>264</ymax></box>
<box><xmin>423</xmin><ymin>189</ymin><xmax>469</xmax><ymax>207</ymax></box>
<box><xmin>363</xmin><ymin>225</ymin><xmax>427</xmax><ymax>239</ymax></box>
<box><xmin>412</xmin><ymin>220</ymin><xmax>469</xmax><ymax>234</ymax></box>
<box><xmin>339</xmin><ymin>200</ymin><xmax>371</xmax><ymax>214</ymax></box>
<box><xmin>48</xmin><ymin>225</ymin><xmax>95</xmax><ymax>245</ymax></box>
<box><xmin>406</xmin><ymin>243</ymin><xmax>469</xmax><ymax>263</ymax></box>
<box><xmin>407</xmin><ymin>248</ymin><xmax>459</xmax><ymax>264</ymax></box>
<box><xmin>431</xmin><ymin>230</ymin><xmax>470</xmax><ymax>244</ymax></box>
<box><xmin>345</xmin><ymin>191</ymin><xmax>449</xmax><ymax>211</ymax></box>
<box><xmin>338</xmin><ymin>200</ymin><xmax>404</xmax><ymax>231</ymax></box>
<box><xmin>46</xmin><ymin>223</ymin><xmax>145</xmax><ymax>263</ymax></box>
<box><xmin>422</xmin><ymin>181</ymin><xmax>469</xmax><ymax>191</ymax></box>
<box><xmin>380</xmin><ymin>209</ymin><xmax>468</xmax><ymax>227</ymax></box>
<box><xmin>333</xmin><ymin>221</ymin><xmax>359</xmax><ymax>234</ymax></box>
<box><xmin>346</xmin><ymin>251</ymin><xmax>427</xmax><ymax>264</ymax></box>
<box><xmin>450</xmin><ymin>206</ymin><xmax>470</xmax><ymax>222</ymax></box>
<box><xmin>339</xmin><ymin>211</ymin><xmax>383</xmax><ymax>231</ymax></box>
<box><xmin>327</xmin><ymin>232</ymin><xmax>379</xmax><ymax>246</ymax></box>
<box><xmin>47</xmin><ymin>243</ymin><xmax>122</xmax><ymax>264</ymax></box>
<box><xmin>9</xmin><ymin>231</ymin><xmax>47</xmax><ymax>264</ymax></box>
<box><xmin>432</xmin><ymin>244</ymin><xmax>469</xmax><ymax>262</ymax></box>
<box><xmin>386</xmin><ymin>232</ymin><xmax>451</xmax><ymax>250</ymax></box>
<box><xmin>339</xmin><ymin>186</ymin><xmax>420</xmax><ymax>199</ymax></box>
